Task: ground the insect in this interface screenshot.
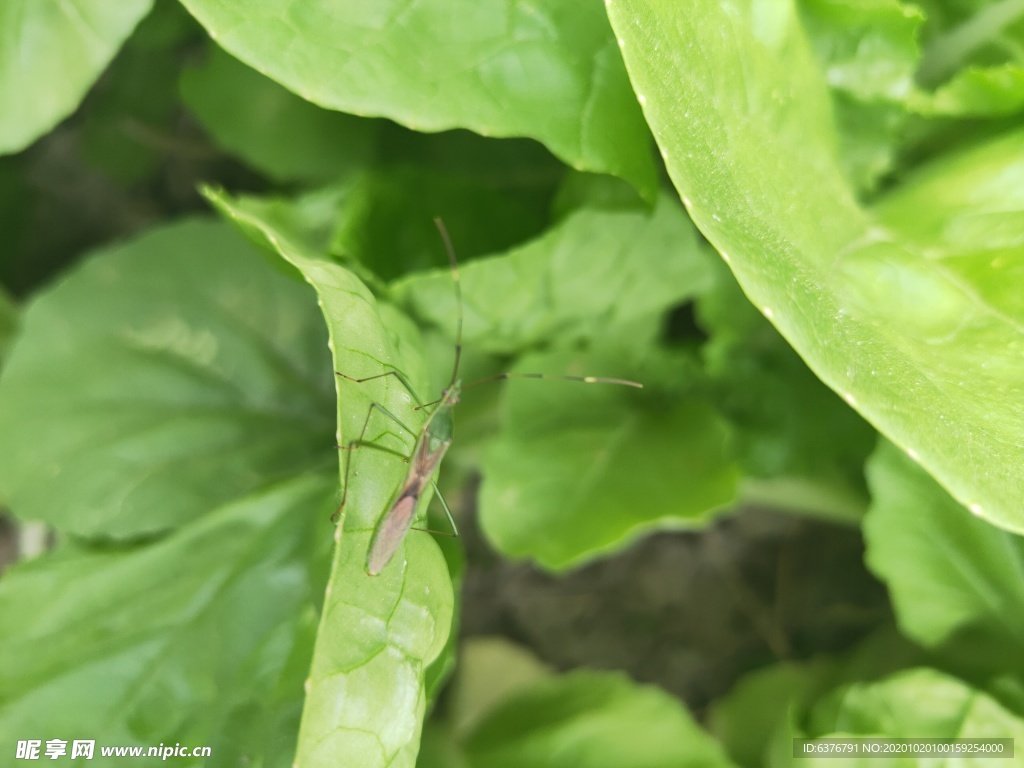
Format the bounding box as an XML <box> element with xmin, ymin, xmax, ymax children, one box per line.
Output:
<box><xmin>335</xmin><ymin>219</ymin><xmax>643</xmax><ymax>575</ymax></box>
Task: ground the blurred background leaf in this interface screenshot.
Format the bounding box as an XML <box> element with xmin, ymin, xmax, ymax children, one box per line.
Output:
<box><xmin>420</xmin><ymin>638</ymin><xmax>739</xmax><ymax>768</ymax></box>
<box><xmin>0</xmin><ymin>0</ymin><xmax>153</xmax><ymax>155</ymax></box>
<box><xmin>480</xmin><ymin>349</ymin><xmax>736</xmax><ymax>570</ymax></box>
<box><xmin>0</xmin><ymin>475</ymin><xmax>334</xmax><ymax>766</ymax></box>
<box><xmin>864</xmin><ymin>441</ymin><xmax>1024</xmax><ymax>678</ymax></box>
<box><xmin>394</xmin><ymin>195</ymin><xmax>713</xmax><ymax>354</ymax></box>
<box><xmin>176</xmin><ymin>0</ymin><xmax>657</xmax><ymax>196</ymax></box>
<box><xmin>0</xmin><ymin>220</ymin><xmax>335</xmax><ymax>537</ymax></box>
<box><xmin>803</xmin><ymin>667</ymin><xmax>1024</xmax><ymax>766</ymax></box>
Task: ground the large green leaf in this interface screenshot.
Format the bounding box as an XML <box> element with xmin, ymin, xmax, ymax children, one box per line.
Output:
<box><xmin>176</xmin><ymin>0</ymin><xmax>656</xmax><ymax>195</ymax></box>
<box><xmin>205</xmin><ymin>187</ymin><xmax>455</xmax><ymax>768</ymax></box>
<box><xmin>0</xmin><ymin>0</ymin><xmax>153</xmax><ymax>154</ymax></box>
<box><xmin>0</xmin><ymin>474</ymin><xmax>333</xmax><ymax>766</ymax></box>
<box><xmin>608</xmin><ymin>0</ymin><xmax>1024</xmax><ymax>532</ymax></box>
<box><xmin>864</xmin><ymin>441</ymin><xmax>1024</xmax><ymax>672</ymax></box>
<box><xmin>0</xmin><ymin>220</ymin><xmax>334</xmax><ymax>537</ymax></box>
<box><xmin>464</xmin><ymin>669</ymin><xmax>738</xmax><ymax>768</ymax></box>
<box><xmin>480</xmin><ymin>349</ymin><xmax>737</xmax><ymax>570</ymax></box>
<box><xmin>393</xmin><ymin>195</ymin><xmax>715</xmax><ymax>355</ymax></box>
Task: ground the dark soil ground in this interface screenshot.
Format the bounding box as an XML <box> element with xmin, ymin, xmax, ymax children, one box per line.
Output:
<box><xmin>459</xmin><ymin>501</ymin><xmax>890</xmax><ymax>715</ymax></box>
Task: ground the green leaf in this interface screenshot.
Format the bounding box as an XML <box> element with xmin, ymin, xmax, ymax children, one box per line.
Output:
<box><xmin>205</xmin><ymin>186</ymin><xmax>456</xmax><ymax>768</ymax></box>
<box><xmin>800</xmin><ymin>0</ymin><xmax>923</xmax><ymax>102</ymax></box>
<box><xmin>464</xmin><ymin>669</ymin><xmax>738</xmax><ymax>768</ymax></box>
<box><xmin>864</xmin><ymin>441</ymin><xmax>1024</xmax><ymax>672</ymax></box>
<box><xmin>608</xmin><ymin>0</ymin><xmax>1024</xmax><ymax>532</ymax></box>
<box><xmin>699</xmin><ymin>266</ymin><xmax>875</xmax><ymax>521</ymax></box>
<box><xmin>911</xmin><ymin>64</ymin><xmax>1024</xmax><ymax>117</ymax></box>
<box><xmin>550</xmin><ymin>170</ymin><xmax>646</xmax><ymax>219</ymax></box>
<box><xmin>830</xmin><ymin>96</ymin><xmax>907</xmax><ymax>194</ymax></box>
<box><xmin>0</xmin><ymin>474</ymin><xmax>333</xmax><ymax>764</ymax></box>
<box><xmin>710</xmin><ymin>631</ymin><xmax>929</xmax><ymax>768</ymax></box>
<box><xmin>446</xmin><ymin>638</ymin><xmax>552</xmax><ymax>739</ymax></box>
<box><xmin>176</xmin><ymin>0</ymin><xmax>657</xmax><ymax>196</ymax></box>
<box><xmin>0</xmin><ymin>219</ymin><xmax>334</xmax><ymax>537</ymax></box>
<box><xmin>394</xmin><ymin>195</ymin><xmax>716</xmax><ymax>356</ymax></box>
<box><xmin>479</xmin><ymin>349</ymin><xmax>738</xmax><ymax>570</ymax></box>
<box><xmin>708</xmin><ymin>663</ymin><xmax>810</xmax><ymax>768</ymax></box>
<box><xmin>180</xmin><ymin>44</ymin><xmax>378</xmax><ymax>183</ymax></box>
<box><xmin>871</xmin><ymin>127</ymin><xmax>1024</xmax><ymax>254</ymax></box>
<box><xmin>0</xmin><ymin>0</ymin><xmax>154</xmax><ymax>155</ymax></box>
<box><xmin>806</xmin><ymin>667</ymin><xmax>1024</xmax><ymax>762</ymax></box>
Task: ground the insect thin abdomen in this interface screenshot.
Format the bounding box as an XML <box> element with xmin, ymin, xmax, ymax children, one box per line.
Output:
<box><xmin>366</xmin><ymin>493</ymin><xmax>418</xmax><ymax>575</ymax></box>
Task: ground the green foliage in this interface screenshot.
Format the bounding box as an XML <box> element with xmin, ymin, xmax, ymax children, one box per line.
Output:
<box><xmin>177</xmin><ymin>0</ymin><xmax>658</xmax><ymax>197</ymax></box>
<box><xmin>420</xmin><ymin>638</ymin><xmax>738</xmax><ymax>768</ymax></box>
<box><xmin>804</xmin><ymin>668</ymin><xmax>1024</xmax><ymax>766</ymax></box>
<box><xmin>864</xmin><ymin>442</ymin><xmax>1024</xmax><ymax>675</ymax></box>
<box><xmin>0</xmin><ymin>221</ymin><xmax>335</xmax><ymax>537</ymax></box>
<box><xmin>2</xmin><ymin>0</ymin><xmax>1023</xmax><ymax>765</ymax></box>
<box><xmin>480</xmin><ymin>349</ymin><xmax>737</xmax><ymax>569</ymax></box>
<box><xmin>332</xmin><ymin>165</ymin><xmax>553</xmax><ymax>281</ymax></box>
<box><xmin>608</xmin><ymin>0</ymin><xmax>1024</xmax><ymax>534</ymax></box>
<box><xmin>707</xmin><ymin>662</ymin><xmax>811</xmax><ymax>768</ymax></box>
<box><xmin>462</xmin><ymin>671</ymin><xmax>736</xmax><ymax>768</ymax></box>
<box><xmin>394</xmin><ymin>196</ymin><xmax>715</xmax><ymax>354</ymax></box>
<box><xmin>698</xmin><ymin>266</ymin><xmax>876</xmax><ymax>520</ymax></box>
<box><xmin>0</xmin><ymin>476</ymin><xmax>333</xmax><ymax>766</ymax></box>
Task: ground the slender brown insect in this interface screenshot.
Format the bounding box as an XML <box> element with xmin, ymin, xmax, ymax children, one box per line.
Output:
<box><xmin>335</xmin><ymin>220</ymin><xmax>642</xmax><ymax>575</ymax></box>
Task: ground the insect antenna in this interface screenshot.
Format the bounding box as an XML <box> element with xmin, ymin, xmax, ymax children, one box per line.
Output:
<box><xmin>433</xmin><ymin>217</ymin><xmax>463</xmax><ymax>390</ymax></box>
<box><xmin>464</xmin><ymin>371</ymin><xmax>643</xmax><ymax>390</ymax></box>
<box><xmin>415</xmin><ymin>370</ymin><xmax>643</xmax><ymax>409</ymax></box>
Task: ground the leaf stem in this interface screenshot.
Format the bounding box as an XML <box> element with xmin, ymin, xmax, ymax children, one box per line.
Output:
<box><xmin>917</xmin><ymin>0</ymin><xmax>1024</xmax><ymax>87</ymax></box>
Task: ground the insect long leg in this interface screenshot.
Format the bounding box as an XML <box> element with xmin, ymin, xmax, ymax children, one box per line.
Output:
<box><xmin>333</xmin><ymin>401</ymin><xmax>418</xmax><ymax>522</ymax></box>
<box><xmin>336</xmin><ymin>369</ymin><xmax>426</xmax><ymax>408</ymax></box>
